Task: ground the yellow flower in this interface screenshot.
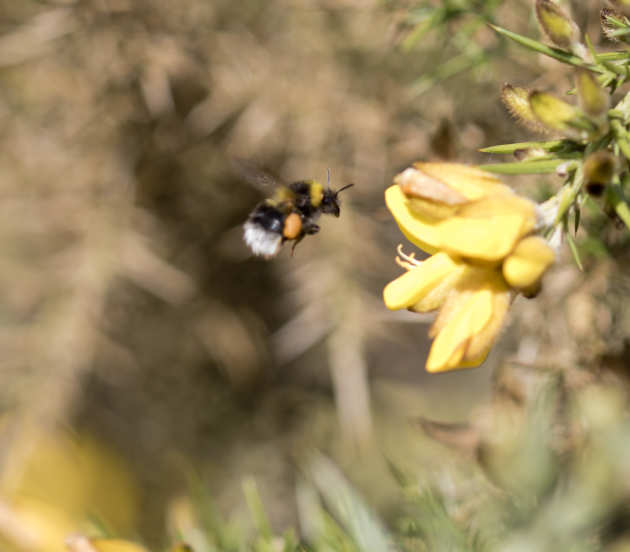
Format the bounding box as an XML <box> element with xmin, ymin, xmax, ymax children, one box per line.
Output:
<box><xmin>383</xmin><ymin>163</ymin><xmax>555</xmax><ymax>373</ymax></box>
<box><xmin>384</xmin><ymin>248</ymin><xmax>511</xmax><ymax>372</ymax></box>
<box><xmin>66</xmin><ymin>536</ymin><xmax>149</xmax><ymax>552</ymax></box>
<box><xmin>386</xmin><ymin>163</ymin><xmax>538</xmax><ymax>262</ymax></box>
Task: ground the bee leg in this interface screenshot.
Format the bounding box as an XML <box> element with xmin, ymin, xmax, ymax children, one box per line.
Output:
<box><xmin>290</xmin><ymin>222</ymin><xmax>319</xmax><ymax>256</ymax></box>
<box><xmin>291</xmin><ymin>235</ymin><xmax>305</xmax><ymax>256</ymax></box>
<box><xmin>303</xmin><ymin>222</ymin><xmax>320</xmax><ymax>235</ymax></box>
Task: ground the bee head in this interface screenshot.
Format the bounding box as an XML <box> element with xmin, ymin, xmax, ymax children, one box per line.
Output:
<box><xmin>321</xmin><ymin>183</ymin><xmax>354</xmax><ymax>217</ymax></box>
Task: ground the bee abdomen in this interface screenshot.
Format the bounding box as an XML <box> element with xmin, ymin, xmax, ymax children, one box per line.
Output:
<box><xmin>249</xmin><ymin>202</ymin><xmax>284</xmax><ymax>233</ymax></box>
<box><xmin>243</xmin><ymin>202</ymin><xmax>286</xmax><ymax>257</ymax></box>
<box><xmin>243</xmin><ymin>221</ymin><xmax>282</xmax><ymax>257</ymax></box>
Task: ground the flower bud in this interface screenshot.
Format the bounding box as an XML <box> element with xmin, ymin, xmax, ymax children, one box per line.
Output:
<box><xmin>535</xmin><ymin>0</ymin><xmax>581</xmax><ymax>50</ymax></box>
<box><xmin>601</xmin><ymin>7</ymin><xmax>630</xmax><ymax>42</ymax></box>
<box><xmin>502</xmin><ymin>236</ymin><xmax>554</xmax><ymax>292</ymax></box>
<box><xmin>529</xmin><ymin>91</ymin><xmax>584</xmax><ymax>135</ymax></box>
<box><xmin>576</xmin><ymin>69</ymin><xmax>609</xmax><ymax>119</ymax></box>
<box><xmin>583</xmin><ymin>151</ymin><xmax>616</xmax><ymax>196</ymax></box>
<box><xmin>501</xmin><ymin>84</ymin><xmax>546</xmax><ymax>133</ymax></box>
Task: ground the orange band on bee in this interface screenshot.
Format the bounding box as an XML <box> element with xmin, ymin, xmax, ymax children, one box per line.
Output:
<box><xmin>283</xmin><ymin>213</ymin><xmax>302</xmax><ymax>239</ymax></box>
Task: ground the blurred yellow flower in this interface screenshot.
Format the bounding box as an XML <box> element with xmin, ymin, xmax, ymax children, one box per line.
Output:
<box><xmin>66</xmin><ymin>536</ymin><xmax>149</xmax><ymax>552</ymax></box>
<box><xmin>383</xmin><ymin>163</ymin><xmax>555</xmax><ymax>373</ymax></box>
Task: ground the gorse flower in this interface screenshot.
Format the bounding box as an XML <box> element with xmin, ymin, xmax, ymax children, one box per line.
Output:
<box><xmin>383</xmin><ymin>163</ymin><xmax>555</xmax><ymax>373</ymax></box>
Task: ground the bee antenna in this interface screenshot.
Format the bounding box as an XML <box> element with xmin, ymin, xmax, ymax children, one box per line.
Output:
<box><xmin>335</xmin><ymin>183</ymin><xmax>354</xmax><ymax>195</ymax></box>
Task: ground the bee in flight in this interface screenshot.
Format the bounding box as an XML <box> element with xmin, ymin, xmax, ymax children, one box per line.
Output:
<box><xmin>240</xmin><ymin>164</ymin><xmax>354</xmax><ymax>258</ymax></box>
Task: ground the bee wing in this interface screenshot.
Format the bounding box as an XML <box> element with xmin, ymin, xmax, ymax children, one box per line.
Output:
<box><xmin>231</xmin><ymin>158</ymin><xmax>286</xmax><ymax>194</ymax></box>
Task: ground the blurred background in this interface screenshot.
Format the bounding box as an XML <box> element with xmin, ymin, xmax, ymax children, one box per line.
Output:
<box><xmin>1</xmin><ymin>0</ymin><xmax>626</xmax><ymax>550</ymax></box>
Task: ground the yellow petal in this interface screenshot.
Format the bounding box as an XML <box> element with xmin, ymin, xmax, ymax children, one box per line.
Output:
<box><xmin>413</xmin><ymin>163</ymin><xmax>511</xmax><ymax>200</ymax></box>
<box><xmin>426</xmin><ymin>272</ymin><xmax>510</xmax><ymax>373</ymax></box>
<box><xmin>437</xmin><ymin>214</ymin><xmax>527</xmax><ymax>261</ymax></box>
<box><xmin>429</xmin><ymin>267</ymin><xmax>494</xmax><ymax>337</ymax></box>
<box><xmin>502</xmin><ymin>236</ymin><xmax>555</xmax><ymax>290</ymax></box>
<box><xmin>12</xmin><ymin>497</ymin><xmax>76</xmax><ymax>552</ymax></box>
<box><xmin>426</xmin><ymin>289</ymin><xmax>494</xmax><ymax>373</ymax></box>
<box><xmin>455</xmin><ymin>192</ymin><xmax>537</xmax><ymax>224</ymax></box>
<box><xmin>394</xmin><ymin>167</ymin><xmax>468</xmax><ymax>205</ymax></box>
<box><xmin>465</xmin><ymin>283</ymin><xmax>510</xmax><ymax>362</ymax></box>
<box><xmin>409</xmin><ymin>261</ymin><xmax>469</xmax><ymax>312</ymax></box>
<box><xmin>383</xmin><ymin>252</ymin><xmax>462</xmax><ymax>310</ymax></box>
<box><xmin>406</xmin><ymin>197</ymin><xmax>459</xmax><ymax>221</ymax></box>
<box><xmin>385</xmin><ymin>185</ymin><xmax>440</xmax><ymax>253</ymax></box>
<box><xmin>91</xmin><ymin>540</ymin><xmax>150</xmax><ymax>552</ymax></box>
<box><xmin>67</xmin><ymin>537</ymin><xmax>149</xmax><ymax>552</ymax></box>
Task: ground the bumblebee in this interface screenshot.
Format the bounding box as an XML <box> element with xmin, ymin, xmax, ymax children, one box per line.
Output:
<box><xmin>243</xmin><ymin>175</ymin><xmax>353</xmax><ymax>258</ymax></box>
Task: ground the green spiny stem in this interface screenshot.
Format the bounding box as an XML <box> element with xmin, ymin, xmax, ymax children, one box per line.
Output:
<box><xmin>608</xmin><ymin>109</ymin><xmax>625</xmax><ymax>119</ymax></box>
<box><xmin>601</xmin><ymin>60</ymin><xmax>630</xmax><ymax>77</ymax></box>
<box><xmin>480</xmin><ymin>159</ymin><xmax>576</xmax><ymax>174</ymax></box>
<box><xmin>556</xmin><ymin>167</ymin><xmax>584</xmax><ymax>224</ymax></box>
<box><xmin>613</xmin><ymin>89</ymin><xmax>630</xmax><ymax>121</ymax></box>
<box><xmin>479</xmin><ymin>140</ymin><xmax>570</xmax><ymax>154</ymax></box>
<box><xmin>611</xmin><ymin>120</ymin><xmax>630</xmax><ymax>159</ymax></box>
<box><xmin>489</xmin><ymin>24</ymin><xmax>596</xmax><ymax>70</ymax></box>
<box><xmin>611</xmin><ymin>176</ymin><xmax>630</xmax><ymax>231</ymax></box>
<box><xmin>565</xmin><ymin>230</ymin><xmax>584</xmax><ymax>271</ymax></box>
<box><xmin>609</xmin><ymin>27</ymin><xmax>630</xmax><ymax>38</ymax></box>
<box><xmin>602</xmin><ymin>13</ymin><xmax>629</xmax><ymax>28</ymax></box>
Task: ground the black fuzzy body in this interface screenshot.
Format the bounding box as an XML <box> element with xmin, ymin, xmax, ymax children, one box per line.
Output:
<box><xmin>248</xmin><ymin>200</ymin><xmax>286</xmax><ymax>234</ymax></box>
<box><xmin>244</xmin><ymin>179</ymin><xmax>347</xmax><ymax>257</ymax></box>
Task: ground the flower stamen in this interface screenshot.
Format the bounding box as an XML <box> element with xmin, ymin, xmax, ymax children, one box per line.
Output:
<box><xmin>395</xmin><ymin>244</ymin><xmax>422</xmax><ymax>270</ymax></box>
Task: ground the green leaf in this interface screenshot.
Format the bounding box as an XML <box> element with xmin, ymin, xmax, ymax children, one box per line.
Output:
<box><xmin>611</xmin><ymin>120</ymin><xmax>630</xmax><ymax>159</ymax></box>
<box><xmin>584</xmin><ymin>34</ymin><xmax>598</xmax><ymax>61</ymax></box>
<box><xmin>243</xmin><ymin>477</ymin><xmax>272</xmax><ymax>540</ymax></box>
<box><xmin>480</xmin><ymin>140</ymin><xmax>569</xmax><ymax>154</ymax></box>
<box><xmin>479</xmin><ymin>159</ymin><xmax>575</xmax><ymax>174</ymax></box>
<box><xmin>610</xmin><ymin>177</ymin><xmax>630</xmax><ymax>232</ymax></box>
<box><xmin>565</xmin><ymin>229</ymin><xmax>584</xmax><ymax>271</ymax></box>
<box><xmin>411</xmin><ymin>50</ymin><xmax>486</xmax><ymax>96</ymax></box>
<box><xmin>402</xmin><ymin>8</ymin><xmax>445</xmax><ymax>51</ymax></box>
<box><xmin>489</xmin><ymin>24</ymin><xmax>593</xmax><ymax>68</ymax></box>
<box><xmin>574</xmin><ymin>205</ymin><xmax>581</xmax><ymax>234</ymax></box>
<box><xmin>601</xmin><ymin>59</ymin><xmax>630</xmax><ymax>76</ymax></box>
<box><xmin>307</xmin><ymin>453</ymin><xmax>391</xmax><ymax>552</ymax></box>
<box><xmin>595</xmin><ymin>51</ymin><xmax>630</xmax><ymax>61</ymax></box>
<box><xmin>609</xmin><ymin>26</ymin><xmax>630</xmax><ymax>37</ymax></box>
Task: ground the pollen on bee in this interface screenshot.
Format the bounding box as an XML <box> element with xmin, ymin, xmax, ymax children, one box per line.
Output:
<box><xmin>283</xmin><ymin>212</ymin><xmax>302</xmax><ymax>239</ymax></box>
